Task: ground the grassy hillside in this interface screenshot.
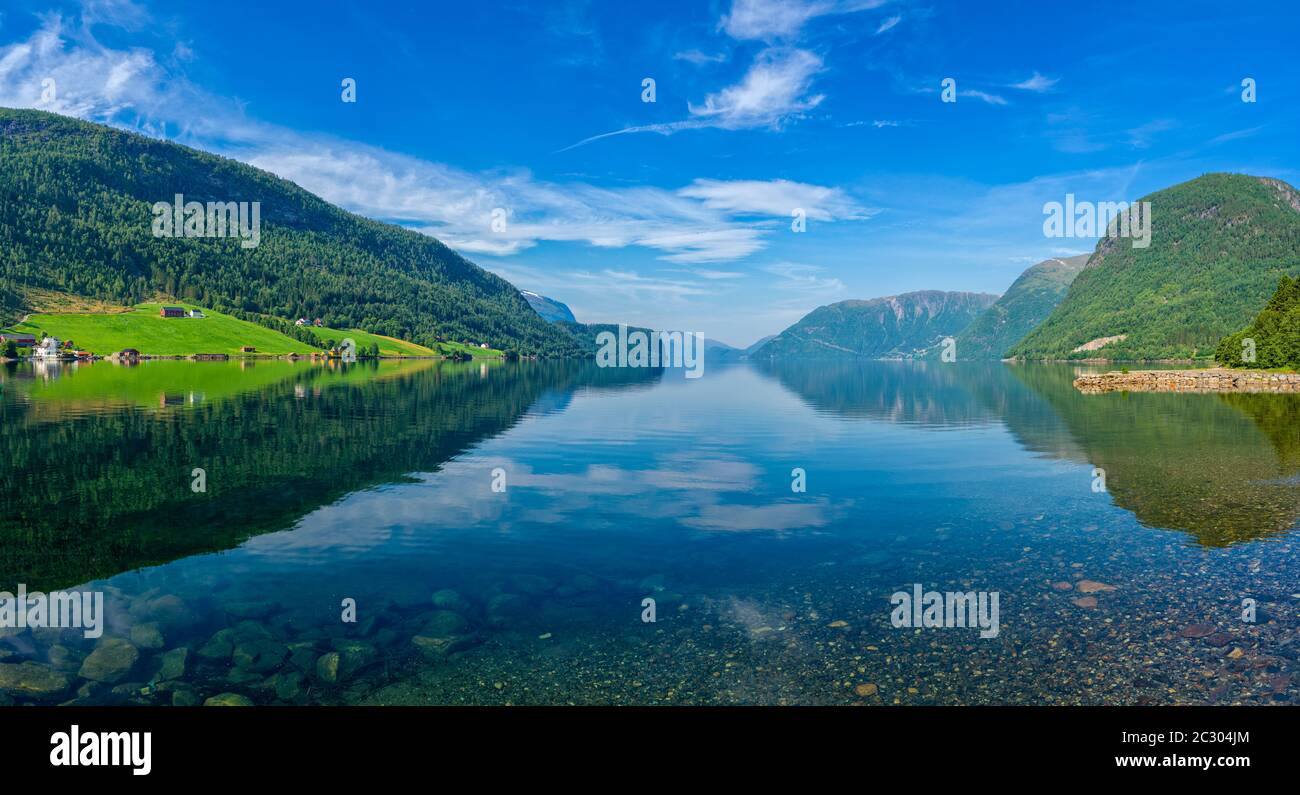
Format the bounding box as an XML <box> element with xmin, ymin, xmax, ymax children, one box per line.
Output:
<box><xmin>754</xmin><ymin>291</ymin><xmax>999</xmax><ymax>359</ymax></box>
<box><xmin>302</xmin><ymin>325</ymin><xmax>435</xmax><ymax>357</ymax></box>
<box><xmin>11</xmin><ymin>303</ymin><xmax>317</xmax><ymax>355</ymax></box>
<box><xmin>1007</xmin><ymin>173</ymin><xmax>1300</xmax><ymax>360</ymax></box>
<box><xmin>955</xmin><ymin>255</ymin><xmax>1088</xmax><ymax>360</ymax></box>
<box><xmin>0</xmin><ymin>108</ymin><xmax>580</xmax><ymax>356</ymax></box>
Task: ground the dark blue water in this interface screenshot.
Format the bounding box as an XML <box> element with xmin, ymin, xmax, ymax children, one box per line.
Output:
<box><xmin>1</xmin><ymin>358</ymin><xmax>1296</xmax><ymax>705</ymax></box>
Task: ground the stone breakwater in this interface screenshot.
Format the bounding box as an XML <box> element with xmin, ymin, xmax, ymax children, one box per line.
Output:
<box><xmin>1075</xmin><ymin>369</ymin><xmax>1300</xmax><ymax>393</ymax></box>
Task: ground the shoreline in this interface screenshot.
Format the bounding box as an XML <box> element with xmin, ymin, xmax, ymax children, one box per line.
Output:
<box><xmin>1075</xmin><ymin>368</ymin><xmax>1300</xmax><ymax>393</ymax></box>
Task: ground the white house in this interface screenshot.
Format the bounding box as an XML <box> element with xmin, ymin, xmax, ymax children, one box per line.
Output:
<box><xmin>32</xmin><ymin>337</ymin><xmax>63</xmax><ymax>360</ymax></box>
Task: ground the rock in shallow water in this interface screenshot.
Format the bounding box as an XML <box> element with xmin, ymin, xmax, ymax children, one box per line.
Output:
<box><xmin>204</xmin><ymin>692</ymin><xmax>254</xmax><ymax>706</ymax></box>
<box><xmin>1178</xmin><ymin>623</ymin><xmax>1216</xmax><ymax>639</ymax></box>
<box><xmin>197</xmin><ymin>628</ymin><xmax>236</xmax><ymax>661</ymax></box>
<box><xmin>315</xmin><ymin>641</ymin><xmax>377</xmax><ymax>684</ymax></box>
<box><xmin>155</xmin><ymin>648</ymin><xmax>188</xmax><ymax>682</ymax></box>
<box><xmin>422</xmin><ymin>610</ymin><xmax>469</xmax><ymax>637</ymax></box>
<box><xmin>0</xmin><ymin>661</ymin><xmax>71</xmax><ymax>698</ymax></box>
<box><xmin>129</xmin><ymin>622</ymin><xmax>166</xmax><ymax>650</ymax></box>
<box><xmin>78</xmin><ymin>638</ymin><xmax>140</xmax><ymax>684</ymax></box>
<box><xmin>431</xmin><ymin>589</ymin><xmax>469</xmax><ymax>612</ymax></box>
<box><xmin>232</xmin><ymin>639</ymin><xmax>288</xmax><ymax>673</ymax></box>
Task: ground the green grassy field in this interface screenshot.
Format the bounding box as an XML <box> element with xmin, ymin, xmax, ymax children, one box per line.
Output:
<box><xmin>435</xmin><ymin>339</ymin><xmax>504</xmax><ymax>358</ymax></box>
<box><xmin>303</xmin><ymin>326</ymin><xmax>506</xmax><ymax>358</ymax></box>
<box><xmin>9</xmin><ymin>303</ymin><xmax>316</xmax><ymax>356</ymax></box>
<box><xmin>302</xmin><ymin>325</ymin><xmax>438</xmax><ymax>357</ymax></box>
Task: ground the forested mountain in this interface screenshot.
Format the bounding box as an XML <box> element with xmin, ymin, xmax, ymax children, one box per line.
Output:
<box><xmin>954</xmin><ymin>255</ymin><xmax>1088</xmax><ymax>359</ymax></box>
<box><xmin>753</xmin><ymin>290</ymin><xmax>998</xmax><ymax>359</ymax></box>
<box><xmin>1216</xmin><ymin>275</ymin><xmax>1300</xmax><ymax>368</ymax></box>
<box><xmin>0</xmin><ymin>108</ymin><xmax>582</xmax><ymax>356</ymax></box>
<box><xmin>1007</xmin><ymin>173</ymin><xmax>1300</xmax><ymax>360</ymax></box>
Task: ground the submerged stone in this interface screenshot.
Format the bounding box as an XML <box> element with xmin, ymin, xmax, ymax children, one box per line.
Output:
<box><xmin>431</xmin><ymin>589</ymin><xmax>469</xmax><ymax>611</ymax></box>
<box><xmin>156</xmin><ymin>648</ymin><xmax>189</xmax><ymax>681</ymax></box>
<box><xmin>204</xmin><ymin>692</ymin><xmax>254</xmax><ymax>706</ymax></box>
<box><xmin>78</xmin><ymin>638</ymin><xmax>140</xmax><ymax>683</ymax></box>
<box><xmin>316</xmin><ymin>641</ymin><xmax>376</xmax><ymax>684</ymax></box>
<box><xmin>196</xmin><ymin>628</ymin><xmax>236</xmax><ymax>661</ymax></box>
<box><xmin>0</xmin><ymin>661</ymin><xmax>71</xmax><ymax>698</ymax></box>
<box><xmin>422</xmin><ymin>610</ymin><xmax>469</xmax><ymax>637</ymax></box>
<box><xmin>232</xmin><ymin>639</ymin><xmax>288</xmax><ymax>673</ymax></box>
<box><xmin>130</xmin><ymin>622</ymin><xmax>166</xmax><ymax>650</ymax></box>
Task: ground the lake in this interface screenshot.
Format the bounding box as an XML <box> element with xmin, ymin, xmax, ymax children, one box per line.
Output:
<box><xmin>1</xmin><ymin>357</ymin><xmax>1296</xmax><ymax>705</ymax></box>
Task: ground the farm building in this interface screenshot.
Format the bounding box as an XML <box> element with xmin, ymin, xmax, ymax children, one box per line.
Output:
<box><xmin>0</xmin><ymin>332</ymin><xmax>37</xmax><ymax>347</ymax></box>
<box><xmin>160</xmin><ymin>306</ymin><xmax>186</xmax><ymax>318</ymax></box>
<box><xmin>240</xmin><ymin>345</ymin><xmax>256</xmax><ymax>353</ymax></box>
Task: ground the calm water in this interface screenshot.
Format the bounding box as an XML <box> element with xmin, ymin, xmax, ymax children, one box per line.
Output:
<box><xmin>1</xmin><ymin>357</ymin><xmax>1297</xmax><ymax>705</ymax></box>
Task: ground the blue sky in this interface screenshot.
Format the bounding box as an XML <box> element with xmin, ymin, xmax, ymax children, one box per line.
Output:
<box><xmin>1</xmin><ymin>0</ymin><xmax>1297</xmax><ymax>346</ymax></box>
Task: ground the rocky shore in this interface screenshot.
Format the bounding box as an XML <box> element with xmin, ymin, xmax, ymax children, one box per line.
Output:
<box><xmin>1075</xmin><ymin>368</ymin><xmax>1300</xmax><ymax>393</ymax></box>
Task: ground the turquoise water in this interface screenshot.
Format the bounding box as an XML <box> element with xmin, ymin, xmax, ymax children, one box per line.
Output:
<box><xmin>0</xmin><ymin>358</ymin><xmax>1297</xmax><ymax>705</ymax></box>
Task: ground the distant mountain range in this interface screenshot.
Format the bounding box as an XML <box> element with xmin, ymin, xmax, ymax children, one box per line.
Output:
<box><xmin>954</xmin><ymin>255</ymin><xmax>1089</xmax><ymax>360</ymax></box>
<box><xmin>3</xmin><ymin>111</ymin><xmax>1295</xmax><ymax>366</ymax></box>
<box><xmin>1009</xmin><ymin>173</ymin><xmax>1300</xmax><ymax>361</ymax></box>
<box><xmin>753</xmin><ymin>290</ymin><xmax>999</xmax><ymax>360</ymax></box>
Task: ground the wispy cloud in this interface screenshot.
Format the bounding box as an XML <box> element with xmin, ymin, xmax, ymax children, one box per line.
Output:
<box><xmin>874</xmin><ymin>14</ymin><xmax>901</xmax><ymax>35</ymax></box>
<box><xmin>678</xmin><ymin>178</ymin><xmax>873</xmax><ymax>221</ymax></box>
<box><xmin>960</xmin><ymin>89</ymin><xmax>1008</xmax><ymax>106</ymax></box>
<box><xmin>564</xmin><ymin>0</ymin><xmax>896</xmax><ymax>150</ymax></box>
<box><xmin>673</xmin><ymin>49</ymin><xmax>727</xmax><ymax>65</ymax></box>
<box><xmin>720</xmin><ymin>0</ymin><xmax>887</xmax><ymax>41</ymax></box>
<box><xmin>1010</xmin><ymin>71</ymin><xmax>1058</xmax><ymax>92</ymax></box>
<box><xmin>763</xmin><ymin>262</ymin><xmax>846</xmax><ymax>293</ymax></box>
<box><xmin>1126</xmin><ymin>118</ymin><xmax>1175</xmax><ymax>149</ymax></box>
<box><xmin>562</xmin><ymin>46</ymin><xmax>826</xmax><ymax>149</ymax></box>
<box><xmin>1209</xmin><ymin>126</ymin><xmax>1263</xmax><ymax>145</ymax></box>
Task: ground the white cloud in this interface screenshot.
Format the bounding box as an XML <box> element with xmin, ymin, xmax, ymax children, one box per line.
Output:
<box><xmin>673</xmin><ymin>49</ymin><xmax>727</xmax><ymax>65</ymax></box>
<box><xmin>1126</xmin><ymin>119</ymin><xmax>1175</xmax><ymax>149</ymax></box>
<box><xmin>763</xmin><ymin>262</ymin><xmax>846</xmax><ymax>293</ymax></box>
<box><xmin>720</xmin><ymin>0</ymin><xmax>887</xmax><ymax>41</ymax></box>
<box><xmin>960</xmin><ymin>89</ymin><xmax>1008</xmax><ymax>106</ymax></box>
<box><xmin>1010</xmin><ymin>71</ymin><xmax>1058</xmax><ymax>92</ymax></box>
<box><xmin>678</xmin><ymin>178</ymin><xmax>872</xmax><ymax>221</ymax></box>
<box><xmin>562</xmin><ymin>47</ymin><xmax>826</xmax><ymax>149</ymax></box>
<box><xmin>687</xmin><ymin>47</ymin><xmax>825</xmax><ymax>128</ymax></box>
<box><xmin>874</xmin><ymin>14</ymin><xmax>901</xmax><ymax>34</ymax></box>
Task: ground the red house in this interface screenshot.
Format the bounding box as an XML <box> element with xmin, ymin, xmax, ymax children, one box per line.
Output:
<box><xmin>160</xmin><ymin>306</ymin><xmax>186</xmax><ymax>318</ymax></box>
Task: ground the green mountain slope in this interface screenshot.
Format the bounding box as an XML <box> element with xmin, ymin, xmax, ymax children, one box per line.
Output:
<box><xmin>955</xmin><ymin>255</ymin><xmax>1089</xmax><ymax>360</ymax></box>
<box><xmin>14</xmin><ymin>303</ymin><xmax>316</xmax><ymax>355</ymax></box>
<box><xmin>753</xmin><ymin>290</ymin><xmax>999</xmax><ymax>359</ymax></box>
<box><xmin>1007</xmin><ymin>173</ymin><xmax>1300</xmax><ymax>361</ymax></box>
<box><xmin>0</xmin><ymin>108</ymin><xmax>582</xmax><ymax>356</ymax></box>
<box><xmin>1215</xmin><ymin>275</ymin><xmax>1300</xmax><ymax>368</ymax></box>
